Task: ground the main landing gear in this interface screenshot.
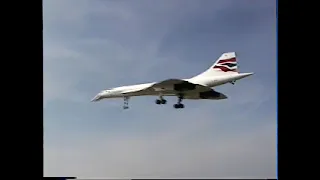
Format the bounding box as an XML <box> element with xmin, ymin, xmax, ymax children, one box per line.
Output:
<box><xmin>154</xmin><ymin>94</ymin><xmax>184</xmax><ymax>109</ymax></box>
<box><xmin>155</xmin><ymin>95</ymin><xmax>167</xmax><ymax>105</ymax></box>
<box><xmin>173</xmin><ymin>94</ymin><xmax>184</xmax><ymax>109</ymax></box>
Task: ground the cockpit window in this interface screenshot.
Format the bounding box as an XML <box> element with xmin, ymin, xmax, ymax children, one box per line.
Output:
<box><xmin>102</xmin><ymin>88</ymin><xmax>113</xmax><ymax>93</ymax></box>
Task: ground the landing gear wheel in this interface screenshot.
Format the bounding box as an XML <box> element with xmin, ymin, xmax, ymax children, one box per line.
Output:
<box><xmin>161</xmin><ymin>99</ymin><xmax>167</xmax><ymax>104</ymax></box>
<box><xmin>155</xmin><ymin>97</ymin><xmax>167</xmax><ymax>105</ymax></box>
<box><xmin>174</xmin><ymin>104</ymin><xmax>184</xmax><ymax>109</ymax></box>
<box><xmin>155</xmin><ymin>99</ymin><xmax>161</xmax><ymax>104</ymax></box>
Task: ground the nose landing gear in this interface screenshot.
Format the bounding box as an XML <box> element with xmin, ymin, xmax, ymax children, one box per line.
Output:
<box><xmin>123</xmin><ymin>96</ymin><xmax>130</xmax><ymax>109</ymax></box>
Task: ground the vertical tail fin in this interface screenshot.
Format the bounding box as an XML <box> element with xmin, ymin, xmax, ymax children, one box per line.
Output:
<box><xmin>192</xmin><ymin>52</ymin><xmax>239</xmax><ymax>78</ymax></box>
<box><xmin>212</xmin><ymin>52</ymin><xmax>238</xmax><ymax>73</ymax></box>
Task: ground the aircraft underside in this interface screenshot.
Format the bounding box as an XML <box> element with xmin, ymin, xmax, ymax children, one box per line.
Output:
<box><xmin>121</xmin><ymin>89</ymin><xmax>227</xmax><ymax>109</ymax></box>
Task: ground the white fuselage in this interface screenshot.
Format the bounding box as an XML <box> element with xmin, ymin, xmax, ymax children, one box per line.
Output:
<box><xmin>92</xmin><ymin>72</ymin><xmax>253</xmax><ymax>101</ymax></box>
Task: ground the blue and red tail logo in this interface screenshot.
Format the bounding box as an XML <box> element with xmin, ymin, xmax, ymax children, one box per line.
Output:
<box><xmin>213</xmin><ymin>57</ymin><xmax>237</xmax><ymax>72</ymax></box>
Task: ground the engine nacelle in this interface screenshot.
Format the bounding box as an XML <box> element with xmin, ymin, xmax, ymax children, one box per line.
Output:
<box><xmin>174</xmin><ymin>82</ymin><xmax>197</xmax><ymax>91</ymax></box>
<box><xmin>199</xmin><ymin>90</ymin><xmax>227</xmax><ymax>99</ymax></box>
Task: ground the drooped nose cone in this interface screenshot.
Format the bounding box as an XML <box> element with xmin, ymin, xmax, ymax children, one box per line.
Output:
<box><xmin>91</xmin><ymin>93</ymin><xmax>102</xmax><ymax>102</ymax></box>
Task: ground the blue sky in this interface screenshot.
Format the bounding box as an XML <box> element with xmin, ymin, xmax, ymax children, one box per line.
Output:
<box><xmin>43</xmin><ymin>0</ymin><xmax>277</xmax><ymax>178</ymax></box>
